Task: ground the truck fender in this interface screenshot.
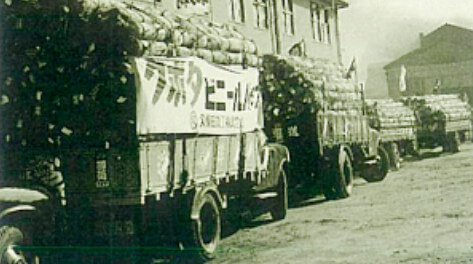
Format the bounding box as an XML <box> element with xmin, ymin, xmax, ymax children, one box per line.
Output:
<box><xmin>190</xmin><ymin>183</ymin><xmax>225</xmax><ymax>220</ymax></box>
<box><xmin>0</xmin><ymin>204</ymin><xmax>37</xmax><ymax>222</ymax></box>
<box><xmin>339</xmin><ymin>144</ymin><xmax>354</xmax><ymax>163</ymax></box>
<box><xmin>266</xmin><ymin>143</ymin><xmax>290</xmax><ymax>168</ymax></box>
<box><xmin>265</xmin><ymin>143</ymin><xmax>290</xmax><ymax>186</ymax></box>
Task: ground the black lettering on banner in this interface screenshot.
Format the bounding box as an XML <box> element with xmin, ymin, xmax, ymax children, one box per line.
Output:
<box><xmin>152</xmin><ymin>63</ymin><xmax>166</xmax><ymax>105</ymax></box>
<box><xmin>205</xmin><ymin>78</ymin><xmax>216</xmax><ymax>110</ymax></box>
<box><xmin>166</xmin><ymin>64</ymin><xmax>186</xmax><ymax>106</ymax></box>
<box><xmin>205</xmin><ymin>78</ymin><xmax>226</xmax><ymax>111</ymax></box>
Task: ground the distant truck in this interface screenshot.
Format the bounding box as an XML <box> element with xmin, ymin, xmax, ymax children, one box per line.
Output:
<box><xmin>260</xmin><ymin>55</ymin><xmax>390</xmax><ymax>200</ymax></box>
<box><xmin>402</xmin><ymin>94</ymin><xmax>472</xmax><ymax>152</ymax></box>
<box><xmin>366</xmin><ymin>99</ymin><xmax>418</xmax><ymax>170</ymax></box>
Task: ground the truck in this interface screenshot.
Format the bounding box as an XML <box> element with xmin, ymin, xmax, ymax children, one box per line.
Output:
<box><xmin>366</xmin><ymin>99</ymin><xmax>419</xmax><ymax>170</ymax></box>
<box><xmin>0</xmin><ymin>2</ymin><xmax>289</xmax><ymax>263</ymax></box>
<box><xmin>401</xmin><ymin>94</ymin><xmax>472</xmax><ymax>153</ymax></box>
<box><xmin>260</xmin><ymin>55</ymin><xmax>390</xmax><ymax>200</ymax></box>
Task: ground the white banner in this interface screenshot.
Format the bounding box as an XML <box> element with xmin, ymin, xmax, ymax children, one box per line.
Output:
<box><xmin>133</xmin><ymin>57</ymin><xmax>263</xmax><ymax>135</ymax></box>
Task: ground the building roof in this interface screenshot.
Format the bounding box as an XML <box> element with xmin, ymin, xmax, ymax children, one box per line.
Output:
<box><xmin>384</xmin><ymin>23</ymin><xmax>473</xmax><ymax>70</ymax></box>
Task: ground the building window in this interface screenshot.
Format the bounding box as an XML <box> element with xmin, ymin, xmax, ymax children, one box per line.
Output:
<box><xmin>281</xmin><ymin>0</ymin><xmax>294</xmax><ymax>35</ymax></box>
<box><xmin>310</xmin><ymin>2</ymin><xmax>331</xmax><ymax>43</ymax></box>
<box><xmin>253</xmin><ymin>0</ymin><xmax>268</xmax><ymax>29</ymax></box>
<box><xmin>230</xmin><ymin>0</ymin><xmax>245</xmax><ymax>23</ymax></box>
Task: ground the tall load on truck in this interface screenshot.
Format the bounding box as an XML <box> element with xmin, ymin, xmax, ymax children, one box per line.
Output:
<box><xmin>0</xmin><ymin>1</ymin><xmax>289</xmax><ymax>263</ymax></box>
<box><xmin>401</xmin><ymin>94</ymin><xmax>472</xmax><ymax>152</ymax></box>
<box><xmin>260</xmin><ymin>55</ymin><xmax>389</xmax><ymax>199</ymax></box>
<box><xmin>366</xmin><ymin>99</ymin><xmax>418</xmax><ymax>169</ymax></box>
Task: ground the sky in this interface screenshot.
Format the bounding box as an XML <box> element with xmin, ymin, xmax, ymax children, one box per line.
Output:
<box><xmin>338</xmin><ymin>0</ymin><xmax>473</xmax><ymax>81</ymax></box>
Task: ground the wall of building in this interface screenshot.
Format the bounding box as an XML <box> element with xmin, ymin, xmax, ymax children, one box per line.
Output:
<box><xmin>212</xmin><ymin>0</ymin><xmax>340</xmax><ymax>61</ymax></box>
<box><xmin>386</xmin><ymin>60</ymin><xmax>473</xmax><ymax>99</ymax></box>
<box><xmin>212</xmin><ymin>0</ymin><xmax>276</xmax><ymax>55</ymax></box>
<box><xmin>132</xmin><ymin>0</ymin><xmax>341</xmax><ymax>62</ymax></box>
<box><xmin>279</xmin><ymin>0</ymin><xmax>338</xmax><ymax>60</ymax></box>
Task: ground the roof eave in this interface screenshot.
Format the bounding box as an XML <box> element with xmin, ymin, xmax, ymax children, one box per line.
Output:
<box><xmin>314</xmin><ymin>0</ymin><xmax>349</xmax><ymax>9</ymax></box>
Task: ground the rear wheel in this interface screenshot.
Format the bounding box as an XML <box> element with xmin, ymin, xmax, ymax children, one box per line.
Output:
<box><xmin>184</xmin><ymin>193</ymin><xmax>221</xmax><ymax>262</ymax></box>
<box><xmin>450</xmin><ymin>132</ymin><xmax>460</xmax><ymax>153</ymax></box>
<box><xmin>443</xmin><ymin>132</ymin><xmax>460</xmax><ymax>153</ymax></box>
<box><xmin>363</xmin><ymin>145</ymin><xmax>389</xmax><ymax>183</ymax></box>
<box><xmin>270</xmin><ymin>169</ymin><xmax>288</xmax><ymax>221</ymax></box>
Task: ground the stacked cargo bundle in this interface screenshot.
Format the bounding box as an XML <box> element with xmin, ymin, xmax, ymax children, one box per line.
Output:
<box><xmin>77</xmin><ymin>0</ymin><xmax>260</xmax><ymax>65</ymax></box>
<box><xmin>402</xmin><ymin>94</ymin><xmax>472</xmax><ymax>134</ymax></box>
<box><xmin>260</xmin><ymin>55</ymin><xmax>362</xmax><ymax>124</ymax></box>
<box><xmin>0</xmin><ymin>0</ymin><xmax>259</xmax><ymax>170</ymax></box>
<box><xmin>366</xmin><ymin>99</ymin><xmax>416</xmax><ymax>142</ymax></box>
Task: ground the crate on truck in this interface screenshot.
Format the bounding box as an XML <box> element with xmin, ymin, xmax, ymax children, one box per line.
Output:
<box><xmin>401</xmin><ymin>94</ymin><xmax>472</xmax><ymax>152</ymax></box>
<box><xmin>260</xmin><ymin>55</ymin><xmax>390</xmax><ymax>200</ymax></box>
<box><xmin>366</xmin><ymin>99</ymin><xmax>418</xmax><ymax>169</ymax></box>
<box><xmin>0</xmin><ymin>1</ymin><xmax>289</xmax><ymax>263</ymax></box>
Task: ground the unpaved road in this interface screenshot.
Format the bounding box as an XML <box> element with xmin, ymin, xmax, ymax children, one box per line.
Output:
<box><xmin>208</xmin><ymin>143</ymin><xmax>473</xmax><ymax>264</ymax></box>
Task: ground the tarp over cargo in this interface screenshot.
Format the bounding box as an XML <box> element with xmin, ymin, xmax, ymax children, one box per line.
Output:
<box><xmin>260</xmin><ymin>55</ymin><xmax>370</xmax><ymax>147</ymax></box>
<box><xmin>402</xmin><ymin>94</ymin><xmax>472</xmax><ymax>133</ymax></box>
<box><xmin>366</xmin><ymin>99</ymin><xmax>417</xmax><ymax>142</ymax></box>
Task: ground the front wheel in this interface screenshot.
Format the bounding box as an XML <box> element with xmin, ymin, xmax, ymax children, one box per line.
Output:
<box><xmin>0</xmin><ymin>225</ymin><xmax>36</xmax><ymax>264</ymax></box>
<box><xmin>185</xmin><ymin>193</ymin><xmax>221</xmax><ymax>262</ymax></box>
<box><xmin>322</xmin><ymin>148</ymin><xmax>354</xmax><ymax>200</ymax></box>
<box><xmin>270</xmin><ymin>169</ymin><xmax>288</xmax><ymax>221</ymax></box>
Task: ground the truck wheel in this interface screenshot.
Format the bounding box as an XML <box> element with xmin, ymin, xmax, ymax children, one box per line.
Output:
<box><xmin>389</xmin><ymin>143</ymin><xmax>401</xmax><ymax>170</ymax></box>
<box><xmin>270</xmin><ymin>169</ymin><xmax>288</xmax><ymax>221</ymax></box>
<box><xmin>186</xmin><ymin>193</ymin><xmax>221</xmax><ymax>261</ymax></box>
<box><xmin>323</xmin><ymin>148</ymin><xmax>354</xmax><ymax>200</ymax></box>
<box><xmin>364</xmin><ymin>145</ymin><xmax>389</xmax><ymax>183</ymax></box>
<box><xmin>336</xmin><ymin>148</ymin><xmax>354</xmax><ymax>198</ymax></box>
<box><xmin>0</xmin><ymin>225</ymin><xmax>35</xmax><ymax>264</ymax></box>
<box><xmin>443</xmin><ymin>132</ymin><xmax>460</xmax><ymax>153</ymax></box>
<box><xmin>451</xmin><ymin>132</ymin><xmax>460</xmax><ymax>153</ymax></box>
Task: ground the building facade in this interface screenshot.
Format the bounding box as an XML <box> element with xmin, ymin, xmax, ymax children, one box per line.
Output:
<box><xmin>384</xmin><ymin>24</ymin><xmax>473</xmax><ymax>102</ymax></box>
<box><xmin>138</xmin><ymin>0</ymin><xmax>347</xmax><ymax>62</ymax></box>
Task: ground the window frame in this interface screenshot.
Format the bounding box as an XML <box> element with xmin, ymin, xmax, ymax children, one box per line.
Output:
<box><xmin>253</xmin><ymin>0</ymin><xmax>269</xmax><ymax>29</ymax></box>
<box><xmin>310</xmin><ymin>1</ymin><xmax>331</xmax><ymax>44</ymax></box>
<box><xmin>281</xmin><ymin>0</ymin><xmax>294</xmax><ymax>35</ymax></box>
<box><xmin>230</xmin><ymin>0</ymin><xmax>245</xmax><ymax>23</ymax></box>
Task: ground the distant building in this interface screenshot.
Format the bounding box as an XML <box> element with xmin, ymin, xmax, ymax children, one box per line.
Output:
<box><xmin>364</xmin><ymin>62</ymin><xmax>390</xmax><ymax>99</ymax></box>
<box><xmin>384</xmin><ymin>23</ymin><xmax>473</xmax><ymax>102</ymax></box>
<box><xmin>146</xmin><ymin>0</ymin><xmax>348</xmax><ymax>62</ymax></box>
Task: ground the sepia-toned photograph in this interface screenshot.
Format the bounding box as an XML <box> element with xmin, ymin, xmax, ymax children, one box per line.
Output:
<box><xmin>0</xmin><ymin>0</ymin><xmax>472</xmax><ymax>263</ymax></box>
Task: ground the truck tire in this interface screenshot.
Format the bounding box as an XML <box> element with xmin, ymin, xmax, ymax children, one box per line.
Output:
<box><xmin>0</xmin><ymin>225</ymin><xmax>32</xmax><ymax>264</ymax></box>
<box><xmin>322</xmin><ymin>148</ymin><xmax>353</xmax><ymax>200</ymax></box>
<box><xmin>363</xmin><ymin>145</ymin><xmax>389</xmax><ymax>183</ymax></box>
<box><xmin>389</xmin><ymin>142</ymin><xmax>401</xmax><ymax>170</ymax></box>
<box><xmin>451</xmin><ymin>132</ymin><xmax>460</xmax><ymax>153</ymax></box>
<box><xmin>186</xmin><ymin>193</ymin><xmax>221</xmax><ymax>261</ymax></box>
<box><xmin>270</xmin><ymin>169</ymin><xmax>288</xmax><ymax>221</ymax></box>
<box><xmin>335</xmin><ymin>148</ymin><xmax>354</xmax><ymax>198</ymax></box>
<box><xmin>443</xmin><ymin>132</ymin><xmax>460</xmax><ymax>153</ymax></box>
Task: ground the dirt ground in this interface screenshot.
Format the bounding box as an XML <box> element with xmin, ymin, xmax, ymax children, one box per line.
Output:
<box><xmin>206</xmin><ymin>143</ymin><xmax>473</xmax><ymax>264</ymax></box>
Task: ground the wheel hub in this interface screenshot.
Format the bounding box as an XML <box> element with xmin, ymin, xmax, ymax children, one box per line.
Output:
<box><xmin>4</xmin><ymin>245</ymin><xmax>27</xmax><ymax>264</ymax></box>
